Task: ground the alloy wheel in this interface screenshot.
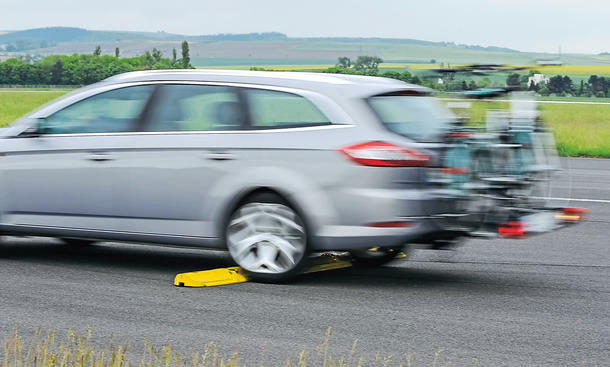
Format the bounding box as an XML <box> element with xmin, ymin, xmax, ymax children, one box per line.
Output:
<box><xmin>227</xmin><ymin>201</ymin><xmax>307</xmax><ymax>276</ymax></box>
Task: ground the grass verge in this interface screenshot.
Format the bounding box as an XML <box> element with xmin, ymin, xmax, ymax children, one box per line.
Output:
<box><xmin>1</xmin><ymin>328</ymin><xmax>468</xmax><ymax>367</ymax></box>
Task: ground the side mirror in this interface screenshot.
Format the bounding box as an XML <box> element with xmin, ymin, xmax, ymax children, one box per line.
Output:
<box><xmin>18</xmin><ymin>119</ymin><xmax>46</xmax><ymax>138</ymax></box>
<box><xmin>37</xmin><ymin>118</ymin><xmax>53</xmax><ymax>134</ymax></box>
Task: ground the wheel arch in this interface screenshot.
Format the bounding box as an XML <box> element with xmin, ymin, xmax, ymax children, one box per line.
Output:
<box><xmin>207</xmin><ymin>166</ymin><xmax>337</xmax><ymax>246</ymax></box>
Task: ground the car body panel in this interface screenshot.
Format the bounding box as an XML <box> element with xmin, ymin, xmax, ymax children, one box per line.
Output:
<box><xmin>0</xmin><ymin>70</ymin><xmax>452</xmax><ymax>252</ymax></box>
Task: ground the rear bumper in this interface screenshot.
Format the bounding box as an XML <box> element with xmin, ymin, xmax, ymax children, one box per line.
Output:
<box><xmin>312</xmin><ymin>206</ymin><xmax>587</xmax><ymax>251</ymax></box>
<box><xmin>309</xmin><ymin>176</ymin><xmax>463</xmax><ymax>250</ymax></box>
<box><xmin>311</xmin><ymin>217</ymin><xmax>440</xmax><ymax>250</ymax></box>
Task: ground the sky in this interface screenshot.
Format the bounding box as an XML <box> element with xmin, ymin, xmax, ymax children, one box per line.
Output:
<box><xmin>1</xmin><ymin>0</ymin><xmax>609</xmax><ymax>54</ymax></box>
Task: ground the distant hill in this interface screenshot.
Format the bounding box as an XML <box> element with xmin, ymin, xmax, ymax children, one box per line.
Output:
<box><xmin>1</xmin><ymin>26</ymin><xmax>609</xmax><ymax>67</ymax></box>
<box><xmin>293</xmin><ymin>37</ymin><xmax>518</xmax><ymax>53</ymax></box>
<box><xmin>0</xmin><ymin>27</ymin><xmax>289</xmax><ymax>51</ymax></box>
<box><xmin>0</xmin><ymin>26</ymin><xmax>518</xmax><ymax>53</ymax></box>
<box><xmin>0</xmin><ymin>27</ymin><xmax>92</xmax><ymax>43</ymax></box>
<box><xmin>0</xmin><ymin>27</ymin><xmax>185</xmax><ymax>44</ymax></box>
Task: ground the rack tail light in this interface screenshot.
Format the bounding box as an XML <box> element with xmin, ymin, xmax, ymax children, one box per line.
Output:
<box><xmin>555</xmin><ymin>208</ymin><xmax>588</xmax><ymax>222</ymax></box>
<box><xmin>498</xmin><ymin>221</ymin><xmax>526</xmax><ymax>239</ymax></box>
<box><xmin>445</xmin><ymin>131</ymin><xmax>471</xmax><ymax>139</ymax></box>
<box><xmin>441</xmin><ymin>167</ymin><xmax>468</xmax><ymax>175</ymax></box>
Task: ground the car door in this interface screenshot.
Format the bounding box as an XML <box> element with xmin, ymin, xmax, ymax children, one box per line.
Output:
<box><xmin>103</xmin><ymin>83</ymin><xmax>246</xmax><ymax>239</ymax></box>
<box><xmin>0</xmin><ymin>85</ymin><xmax>155</xmax><ymax>233</ymax></box>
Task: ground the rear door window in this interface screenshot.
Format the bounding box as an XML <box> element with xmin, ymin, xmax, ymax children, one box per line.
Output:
<box><xmin>144</xmin><ymin>84</ymin><xmax>244</xmax><ymax>132</ymax></box>
<box><xmin>245</xmin><ymin>89</ymin><xmax>330</xmax><ymax>129</ymax></box>
<box><xmin>368</xmin><ymin>95</ymin><xmax>452</xmax><ymax>142</ymax></box>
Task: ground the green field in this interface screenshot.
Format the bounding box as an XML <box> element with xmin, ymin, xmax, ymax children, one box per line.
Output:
<box><xmin>540</xmin><ymin>103</ymin><xmax>610</xmax><ymax>157</ymax></box>
<box><xmin>191</xmin><ymin>58</ymin><xmax>337</xmax><ymax>67</ymax></box>
<box><xmin>456</xmin><ymin>100</ymin><xmax>610</xmax><ymax>157</ymax></box>
<box><xmin>0</xmin><ymin>91</ymin><xmax>67</xmax><ymax>125</ymax></box>
<box><xmin>196</xmin><ymin>63</ymin><xmax>610</xmax><ymax>89</ymax></box>
<box><xmin>538</xmin><ymin>96</ymin><xmax>610</xmax><ymax>102</ymax></box>
<box><xmin>187</xmin><ymin>39</ymin><xmax>610</xmax><ymax>68</ymax></box>
<box><xmin>1</xmin><ymin>90</ymin><xmax>608</xmax><ymax>157</ymax></box>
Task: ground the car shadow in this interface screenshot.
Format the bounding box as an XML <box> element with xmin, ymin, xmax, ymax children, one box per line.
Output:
<box><xmin>296</xmin><ymin>265</ymin><xmax>557</xmax><ymax>297</ymax></box>
<box><xmin>0</xmin><ymin>237</ymin><xmax>234</xmax><ymax>273</ymax></box>
<box><xmin>1</xmin><ymin>237</ymin><xmax>546</xmax><ymax>293</ymax></box>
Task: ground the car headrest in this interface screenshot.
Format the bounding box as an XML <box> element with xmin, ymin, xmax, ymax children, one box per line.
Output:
<box><xmin>214</xmin><ymin>101</ymin><xmax>242</xmax><ymax>129</ymax></box>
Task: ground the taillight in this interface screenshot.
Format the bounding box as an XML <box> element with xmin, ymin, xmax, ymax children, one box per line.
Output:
<box><xmin>498</xmin><ymin>221</ymin><xmax>526</xmax><ymax>238</ymax></box>
<box><xmin>441</xmin><ymin>167</ymin><xmax>468</xmax><ymax>175</ymax></box>
<box><xmin>555</xmin><ymin>208</ymin><xmax>587</xmax><ymax>222</ymax></box>
<box><xmin>445</xmin><ymin>132</ymin><xmax>470</xmax><ymax>139</ymax></box>
<box><xmin>367</xmin><ymin>221</ymin><xmax>413</xmax><ymax>228</ymax></box>
<box><xmin>337</xmin><ymin>141</ymin><xmax>429</xmax><ymax>167</ymax></box>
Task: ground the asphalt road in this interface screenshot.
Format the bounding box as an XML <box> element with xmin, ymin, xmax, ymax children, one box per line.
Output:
<box><xmin>1</xmin><ymin>157</ymin><xmax>608</xmax><ymax>367</ymax></box>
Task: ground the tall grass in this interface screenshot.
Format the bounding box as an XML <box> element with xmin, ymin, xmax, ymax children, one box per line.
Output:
<box><xmin>0</xmin><ymin>328</ymin><xmax>467</xmax><ymax>367</ymax></box>
<box><xmin>447</xmin><ymin>100</ymin><xmax>610</xmax><ymax>158</ymax></box>
<box><xmin>540</xmin><ymin>103</ymin><xmax>610</xmax><ymax>157</ymax></box>
<box><xmin>463</xmin><ymin>101</ymin><xmax>509</xmax><ymax>124</ymax></box>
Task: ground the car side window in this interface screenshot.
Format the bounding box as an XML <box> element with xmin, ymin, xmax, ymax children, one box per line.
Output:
<box><xmin>245</xmin><ymin>89</ymin><xmax>330</xmax><ymax>128</ymax></box>
<box><xmin>42</xmin><ymin>85</ymin><xmax>155</xmax><ymax>134</ymax></box>
<box><xmin>144</xmin><ymin>84</ymin><xmax>244</xmax><ymax>132</ymax></box>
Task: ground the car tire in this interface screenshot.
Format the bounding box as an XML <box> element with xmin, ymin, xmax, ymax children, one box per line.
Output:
<box><xmin>226</xmin><ymin>192</ymin><xmax>309</xmax><ymax>283</ymax></box>
<box><xmin>0</xmin><ymin>236</ymin><xmax>6</xmax><ymax>257</ymax></box>
<box><xmin>351</xmin><ymin>247</ymin><xmax>404</xmax><ymax>267</ymax></box>
<box><xmin>62</xmin><ymin>238</ymin><xmax>96</xmax><ymax>246</ymax></box>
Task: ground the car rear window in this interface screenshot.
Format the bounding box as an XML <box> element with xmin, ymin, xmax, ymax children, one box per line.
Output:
<box><xmin>246</xmin><ymin>89</ymin><xmax>330</xmax><ymax>128</ymax></box>
<box><xmin>368</xmin><ymin>95</ymin><xmax>452</xmax><ymax>142</ymax></box>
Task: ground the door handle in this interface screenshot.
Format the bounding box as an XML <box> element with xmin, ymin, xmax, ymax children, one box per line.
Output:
<box><xmin>206</xmin><ymin>152</ymin><xmax>237</xmax><ymax>161</ymax></box>
<box><xmin>86</xmin><ymin>153</ymin><xmax>115</xmax><ymax>162</ymax></box>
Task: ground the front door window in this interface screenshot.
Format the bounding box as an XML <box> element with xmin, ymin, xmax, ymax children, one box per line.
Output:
<box><xmin>42</xmin><ymin>85</ymin><xmax>155</xmax><ymax>134</ymax></box>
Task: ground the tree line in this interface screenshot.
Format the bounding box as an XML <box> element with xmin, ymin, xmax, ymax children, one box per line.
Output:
<box><xmin>327</xmin><ymin>56</ymin><xmax>420</xmax><ymax>84</ymax></box>
<box><xmin>0</xmin><ymin>41</ymin><xmax>192</xmax><ymax>86</ymax></box>
<box><xmin>252</xmin><ymin>56</ymin><xmax>423</xmax><ymax>85</ymax></box>
<box><xmin>318</xmin><ymin>57</ymin><xmax>610</xmax><ymax>98</ymax></box>
<box><xmin>4</xmin><ymin>47</ymin><xmax>607</xmax><ymax>98</ymax></box>
<box><xmin>520</xmin><ymin>73</ymin><xmax>610</xmax><ymax>98</ymax></box>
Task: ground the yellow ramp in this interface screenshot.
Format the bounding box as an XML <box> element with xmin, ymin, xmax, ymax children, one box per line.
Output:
<box><xmin>174</xmin><ymin>267</ymin><xmax>248</xmax><ymax>287</ymax></box>
<box><xmin>173</xmin><ymin>251</ymin><xmax>410</xmax><ymax>287</ymax></box>
<box><xmin>303</xmin><ymin>254</ymin><xmax>353</xmax><ymax>274</ymax></box>
<box><xmin>174</xmin><ymin>254</ymin><xmax>353</xmax><ymax>287</ymax></box>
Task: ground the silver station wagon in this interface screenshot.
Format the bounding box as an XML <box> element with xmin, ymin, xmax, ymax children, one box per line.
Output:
<box><xmin>1</xmin><ymin>70</ymin><xmax>576</xmax><ymax>281</ymax></box>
